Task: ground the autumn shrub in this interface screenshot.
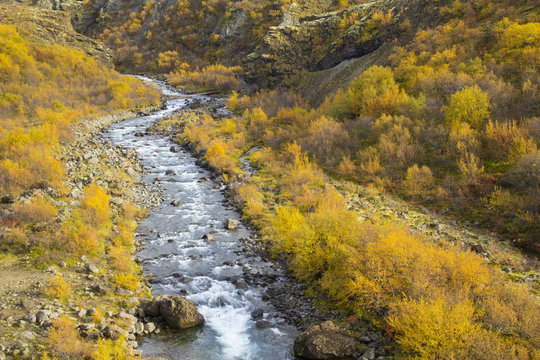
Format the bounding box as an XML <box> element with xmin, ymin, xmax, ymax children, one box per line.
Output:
<box><xmin>61</xmin><ymin>214</ymin><xmax>101</xmax><ymax>255</ymax></box>
<box><xmin>169</xmin><ymin>64</ymin><xmax>242</xmax><ymax>91</ymax></box>
<box><xmin>94</xmin><ymin>337</ymin><xmax>136</xmax><ymax>360</ymax></box>
<box><xmin>48</xmin><ymin>316</ymin><xmax>90</xmax><ymax>359</ymax></box>
<box><xmin>112</xmin><ymin>272</ymin><xmax>141</xmax><ymax>291</ymax></box>
<box><xmin>300</xmin><ymin>116</ymin><xmax>350</xmax><ymax>167</ymax></box>
<box><xmin>444</xmin><ymin>86</ymin><xmax>491</xmax><ymax>130</ymax></box>
<box><xmin>389</xmin><ymin>297</ymin><xmax>478</xmax><ymax>359</ymax></box>
<box><xmin>403</xmin><ymin>164</ymin><xmax>434</xmax><ymax>196</ymax></box>
<box><xmin>43</xmin><ymin>275</ymin><xmax>71</xmax><ymax>300</ymax></box>
<box><xmin>13</xmin><ymin>194</ymin><xmax>58</xmax><ymax>224</ymax></box>
<box><xmin>79</xmin><ymin>183</ymin><xmax>111</xmax><ymax>227</ymax></box>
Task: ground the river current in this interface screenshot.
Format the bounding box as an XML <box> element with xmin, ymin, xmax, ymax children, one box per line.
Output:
<box><xmin>103</xmin><ymin>78</ymin><xmax>297</xmax><ymax>360</ymax></box>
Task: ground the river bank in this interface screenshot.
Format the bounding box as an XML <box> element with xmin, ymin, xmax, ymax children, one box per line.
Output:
<box><xmin>0</xmin><ymin>103</ymin><xmax>169</xmax><ymax>358</ymax></box>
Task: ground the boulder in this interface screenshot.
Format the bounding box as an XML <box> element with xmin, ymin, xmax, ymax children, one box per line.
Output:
<box><xmin>158</xmin><ymin>295</ymin><xmax>204</xmax><ymax>329</ymax></box>
<box><xmin>86</xmin><ymin>263</ymin><xmax>99</xmax><ymax>274</ymax></box>
<box><xmin>202</xmin><ymin>233</ymin><xmax>215</xmax><ymax>241</ymax></box>
<box><xmin>225</xmin><ymin>218</ymin><xmax>239</xmax><ymax>230</ymax></box>
<box><xmin>103</xmin><ymin>324</ymin><xmax>125</xmax><ymax>340</ymax></box>
<box><xmin>170</xmin><ymin>146</ymin><xmax>181</xmax><ymax>153</ymax></box>
<box><xmin>293</xmin><ymin>322</ymin><xmax>359</xmax><ymax>359</ymax></box>
<box><xmin>171</xmin><ymin>199</ymin><xmax>182</xmax><ymax>206</ymax></box>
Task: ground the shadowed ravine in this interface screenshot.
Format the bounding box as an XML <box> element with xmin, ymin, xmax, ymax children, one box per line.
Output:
<box><xmin>103</xmin><ymin>78</ymin><xmax>297</xmax><ymax>360</ymax></box>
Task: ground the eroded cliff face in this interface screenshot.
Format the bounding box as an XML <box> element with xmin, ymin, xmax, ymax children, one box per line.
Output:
<box><xmin>244</xmin><ymin>0</ymin><xmax>445</xmax><ymax>98</ymax></box>
<box><xmin>0</xmin><ymin>1</ymin><xmax>113</xmax><ymax>68</ymax></box>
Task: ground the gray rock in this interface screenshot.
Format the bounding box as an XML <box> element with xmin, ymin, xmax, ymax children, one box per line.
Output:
<box><xmin>294</xmin><ymin>322</ymin><xmax>360</xmax><ymax>359</ymax></box>
<box><xmin>225</xmin><ymin>218</ymin><xmax>239</xmax><ymax>230</ymax></box>
<box><xmin>23</xmin><ymin>314</ymin><xmax>36</xmax><ymax>323</ymax></box>
<box><xmin>144</xmin><ymin>322</ymin><xmax>156</xmax><ymax>333</ymax></box>
<box><xmin>117</xmin><ymin>288</ymin><xmax>134</xmax><ymax>296</ymax></box>
<box><xmin>36</xmin><ymin>311</ymin><xmax>49</xmax><ymax>325</ymax></box>
<box><xmin>251</xmin><ymin>308</ymin><xmax>264</xmax><ymax>320</ymax></box>
<box><xmin>363</xmin><ymin>348</ymin><xmax>375</xmax><ymax>360</ymax></box>
<box><xmin>86</xmin><ymin>263</ymin><xmax>99</xmax><ymax>274</ymax></box>
<box><xmin>78</xmin><ymin>309</ymin><xmax>87</xmax><ymax>318</ymax></box>
<box><xmin>115</xmin><ymin>311</ymin><xmax>137</xmax><ymax>327</ymax></box>
<box><xmin>171</xmin><ymin>199</ymin><xmax>181</xmax><ymax>206</ymax></box>
<box><xmin>135</xmin><ymin>322</ymin><xmax>144</xmax><ymax>334</ymax></box>
<box><xmin>103</xmin><ymin>324</ymin><xmax>125</xmax><ymax>340</ymax></box>
<box><xmin>170</xmin><ymin>146</ymin><xmax>181</xmax><ymax>153</ymax></box>
<box><xmin>255</xmin><ymin>320</ymin><xmax>271</xmax><ymax>329</ymax></box>
<box><xmin>19</xmin><ymin>331</ymin><xmax>35</xmax><ymax>341</ymax></box>
<box><xmin>158</xmin><ymin>295</ymin><xmax>205</xmax><ymax>329</ymax></box>
<box><xmin>202</xmin><ymin>233</ymin><xmax>216</xmax><ymax>241</ymax></box>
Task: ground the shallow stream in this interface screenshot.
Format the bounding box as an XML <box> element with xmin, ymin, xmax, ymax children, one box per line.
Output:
<box><xmin>103</xmin><ymin>78</ymin><xmax>297</xmax><ymax>360</ymax></box>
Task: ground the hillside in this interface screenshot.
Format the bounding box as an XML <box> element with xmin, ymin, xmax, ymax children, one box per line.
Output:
<box><xmin>1</xmin><ymin>0</ymin><xmax>539</xmax><ymax>359</ymax></box>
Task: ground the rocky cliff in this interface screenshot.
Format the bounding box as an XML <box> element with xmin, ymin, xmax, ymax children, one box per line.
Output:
<box><xmin>0</xmin><ymin>1</ymin><xmax>113</xmax><ymax>67</ymax></box>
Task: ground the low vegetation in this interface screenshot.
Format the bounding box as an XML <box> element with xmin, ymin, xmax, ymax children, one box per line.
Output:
<box><xmin>0</xmin><ymin>14</ymin><xmax>160</xmax><ymax>359</ymax></box>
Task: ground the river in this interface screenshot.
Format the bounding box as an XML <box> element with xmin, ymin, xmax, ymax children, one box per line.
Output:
<box><xmin>103</xmin><ymin>78</ymin><xmax>298</xmax><ymax>360</ymax></box>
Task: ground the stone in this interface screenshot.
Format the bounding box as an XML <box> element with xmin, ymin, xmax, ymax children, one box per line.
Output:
<box><xmin>170</xmin><ymin>146</ymin><xmax>181</xmax><ymax>153</ymax></box>
<box><xmin>165</xmin><ymin>170</ymin><xmax>176</xmax><ymax>175</ymax></box>
<box><xmin>103</xmin><ymin>324</ymin><xmax>125</xmax><ymax>340</ymax></box>
<box><xmin>35</xmin><ymin>311</ymin><xmax>49</xmax><ymax>325</ymax></box>
<box><xmin>118</xmin><ymin>288</ymin><xmax>134</xmax><ymax>296</ymax></box>
<box><xmin>144</xmin><ymin>322</ymin><xmax>156</xmax><ymax>333</ymax></box>
<box><xmin>363</xmin><ymin>348</ymin><xmax>375</xmax><ymax>360</ymax></box>
<box><xmin>255</xmin><ymin>320</ymin><xmax>270</xmax><ymax>329</ymax></box>
<box><xmin>115</xmin><ymin>311</ymin><xmax>138</xmax><ymax>327</ymax></box>
<box><xmin>293</xmin><ymin>323</ymin><xmax>359</xmax><ymax>359</ymax></box>
<box><xmin>158</xmin><ymin>295</ymin><xmax>205</xmax><ymax>329</ymax></box>
<box><xmin>135</xmin><ymin>322</ymin><xmax>145</xmax><ymax>335</ymax></box>
<box><xmin>19</xmin><ymin>331</ymin><xmax>35</xmax><ymax>341</ymax></box>
<box><xmin>202</xmin><ymin>233</ymin><xmax>215</xmax><ymax>241</ymax></box>
<box><xmin>23</xmin><ymin>314</ymin><xmax>36</xmax><ymax>323</ymax></box>
<box><xmin>171</xmin><ymin>199</ymin><xmax>181</xmax><ymax>206</ymax></box>
<box><xmin>78</xmin><ymin>309</ymin><xmax>87</xmax><ymax>318</ymax></box>
<box><xmin>251</xmin><ymin>308</ymin><xmax>264</xmax><ymax>320</ymax></box>
<box><xmin>225</xmin><ymin>218</ymin><xmax>239</xmax><ymax>230</ymax></box>
<box><xmin>86</xmin><ymin>263</ymin><xmax>99</xmax><ymax>274</ymax></box>
<box><xmin>143</xmin><ymin>300</ymin><xmax>161</xmax><ymax>317</ymax></box>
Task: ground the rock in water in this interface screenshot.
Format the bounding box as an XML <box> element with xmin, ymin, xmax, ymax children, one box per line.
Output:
<box><xmin>225</xmin><ymin>218</ymin><xmax>239</xmax><ymax>230</ymax></box>
<box><xmin>157</xmin><ymin>295</ymin><xmax>205</xmax><ymax>329</ymax></box>
<box><xmin>171</xmin><ymin>199</ymin><xmax>181</xmax><ymax>206</ymax></box>
<box><xmin>170</xmin><ymin>146</ymin><xmax>181</xmax><ymax>153</ymax></box>
<box><xmin>293</xmin><ymin>321</ymin><xmax>359</xmax><ymax>359</ymax></box>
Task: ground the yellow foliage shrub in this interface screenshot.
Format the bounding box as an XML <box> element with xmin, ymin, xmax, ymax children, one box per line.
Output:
<box><xmin>389</xmin><ymin>297</ymin><xmax>478</xmax><ymax>359</ymax></box>
<box><xmin>43</xmin><ymin>275</ymin><xmax>71</xmax><ymax>300</ymax></box>
<box><xmin>79</xmin><ymin>183</ymin><xmax>111</xmax><ymax>227</ymax></box>
<box><xmin>444</xmin><ymin>85</ymin><xmax>491</xmax><ymax>130</ymax></box>
<box><xmin>94</xmin><ymin>337</ymin><xmax>136</xmax><ymax>360</ymax></box>
<box><xmin>403</xmin><ymin>164</ymin><xmax>434</xmax><ymax>196</ymax></box>
<box><xmin>48</xmin><ymin>316</ymin><xmax>90</xmax><ymax>359</ymax></box>
<box><xmin>13</xmin><ymin>194</ymin><xmax>57</xmax><ymax>224</ymax></box>
<box><xmin>112</xmin><ymin>272</ymin><xmax>141</xmax><ymax>291</ymax></box>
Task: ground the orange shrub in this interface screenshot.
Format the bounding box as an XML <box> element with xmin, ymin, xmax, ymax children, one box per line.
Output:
<box><xmin>13</xmin><ymin>194</ymin><xmax>58</xmax><ymax>224</ymax></box>
<box><xmin>48</xmin><ymin>316</ymin><xmax>90</xmax><ymax>359</ymax></box>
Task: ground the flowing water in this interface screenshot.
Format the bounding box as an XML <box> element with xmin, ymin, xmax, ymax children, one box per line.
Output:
<box><xmin>104</xmin><ymin>78</ymin><xmax>297</xmax><ymax>360</ymax></box>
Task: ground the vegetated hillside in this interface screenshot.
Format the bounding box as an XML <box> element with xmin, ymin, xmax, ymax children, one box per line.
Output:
<box><xmin>0</xmin><ymin>3</ymin><xmax>161</xmax><ymax>358</ymax></box>
<box><xmin>92</xmin><ymin>0</ymin><xmax>540</xmax><ymax>254</ymax></box>
<box><xmin>82</xmin><ymin>0</ymin><xmax>283</xmax><ymax>72</ymax></box>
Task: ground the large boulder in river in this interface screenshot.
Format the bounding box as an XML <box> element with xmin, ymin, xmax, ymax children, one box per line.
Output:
<box><xmin>293</xmin><ymin>321</ymin><xmax>359</xmax><ymax>359</ymax></box>
<box><xmin>154</xmin><ymin>295</ymin><xmax>205</xmax><ymax>329</ymax></box>
<box><xmin>225</xmin><ymin>218</ymin><xmax>239</xmax><ymax>230</ymax></box>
